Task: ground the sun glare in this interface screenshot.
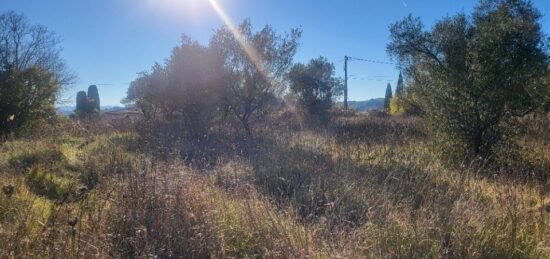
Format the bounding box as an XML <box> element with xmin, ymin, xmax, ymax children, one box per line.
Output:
<box><xmin>207</xmin><ymin>0</ymin><xmax>269</xmax><ymax>80</ymax></box>
<box><xmin>144</xmin><ymin>0</ymin><xmax>209</xmax><ymax>21</ymax></box>
<box><xmin>143</xmin><ymin>0</ymin><xmax>269</xmax><ymax>80</ymax></box>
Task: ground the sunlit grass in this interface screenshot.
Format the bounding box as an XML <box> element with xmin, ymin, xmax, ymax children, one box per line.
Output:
<box><xmin>0</xmin><ymin>115</ymin><xmax>548</xmax><ymax>257</ymax></box>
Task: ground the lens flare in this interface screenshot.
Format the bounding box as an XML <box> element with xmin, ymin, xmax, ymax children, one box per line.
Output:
<box><xmin>207</xmin><ymin>0</ymin><xmax>268</xmax><ymax>79</ymax></box>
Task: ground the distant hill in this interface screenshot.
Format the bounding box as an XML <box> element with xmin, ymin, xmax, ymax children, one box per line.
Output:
<box><xmin>337</xmin><ymin>98</ymin><xmax>384</xmax><ymax>112</ymax></box>
<box><xmin>57</xmin><ymin>105</ymin><xmax>128</xmax><ymax>116</ymax></box>
<box><xmin>56</xmin><ymin>106</ymin><xmax>75</xmax><ymax>116</ymax></box>
<box><xmin>59</xmin><ymin>100</ymin><xmax>383</xmax><ymax>116</ymax></box>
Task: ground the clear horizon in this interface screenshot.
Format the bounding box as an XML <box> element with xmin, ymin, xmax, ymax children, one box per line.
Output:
<box><xmin>2</xmin><ymin>0</ymin><xmax>550</xmax><ymax>106</ymax></box>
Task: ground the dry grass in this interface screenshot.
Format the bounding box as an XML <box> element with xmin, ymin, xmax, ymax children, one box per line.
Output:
<box><xmin>0</xmin><ymin>114</ymin><xmax>548</xmax><ymax>258</ymax></box>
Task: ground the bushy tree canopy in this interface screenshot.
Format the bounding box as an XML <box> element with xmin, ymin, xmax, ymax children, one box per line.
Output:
<box><xmin>0</xmin><ymin>11</ymin><xmax>72</xmax><ymax>135</ymax></box>
<box><xmin>288</xmin><ymin>56</ymin><xmax>343</xmax><ymax>124</ymax></box>
<box><xmin>388</xmin><ymin>0</ymin><xmax>550</xmax><ymax>162</ymax></box>
<box><xmin>210</xmin><ymin>19</ymin><xmax>301</xmax><ymax>139</ymax></box>
<box><xmin>126</xmin><ymin>20</ymin><xmax>301</xmax><ymax>155</ymax></box>
<box><xmin>126</xmin><ymin>36</ymin><xmax>227</xmax><ymax>140</ymax></box>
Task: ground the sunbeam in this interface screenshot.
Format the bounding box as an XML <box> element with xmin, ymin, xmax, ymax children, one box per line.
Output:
<box><xmin>207</xmin><ymin>0</ymin><xmax>269</xmax><ymax>80</ymax></box>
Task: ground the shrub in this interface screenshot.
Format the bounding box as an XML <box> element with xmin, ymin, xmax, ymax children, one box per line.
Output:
<box><xmin>26</xmin><ymin>166</ymin><xmax>73</xmax><ymax>201</ymax></box>
<box><xmin>389</xmin><ymin>96</ymin><xmax>405</xmax><ymax>116</ymax></box>
<box><xmin>9</xmin><ymin>148</ymin><xmax>65</xmax><ymax>171</ymax></box>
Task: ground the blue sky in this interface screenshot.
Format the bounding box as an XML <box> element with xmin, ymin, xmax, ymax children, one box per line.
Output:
<box><xmin>2</xmin><ymin>0</ymin><xmax>549</xmax><ymax>106</ymax></box>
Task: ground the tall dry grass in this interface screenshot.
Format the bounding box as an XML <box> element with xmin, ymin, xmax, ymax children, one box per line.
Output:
<box><xmin>0</xmin><ymin>113</ymin><xmax>548</xmax><ymax>258</ymax></box>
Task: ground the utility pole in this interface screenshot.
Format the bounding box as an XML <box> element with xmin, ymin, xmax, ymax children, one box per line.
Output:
<box><xmin>344</xmin><ymin>55</ymin><xmax>348</xmax><ymax>110</ymax></box>
<box><xmin>342</xmin><ymin>56</ymin><xmax>394</xmax><ymax>110</ymax></box>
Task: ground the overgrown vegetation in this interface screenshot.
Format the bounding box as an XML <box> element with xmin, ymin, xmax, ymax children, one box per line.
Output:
<box><xmin>0</xmin><ymin>11</ymin><xmax>72</xmax><ymax>137</ymax></box>
<box><xmin>1</xmin><ymin>0</ymin><xmax>550</xmax><ymax>258</ymax></box>
<box><xmin>1</xmin><ymin>114</ymin><xmax>548</xmax><ymax>258</ymax></box>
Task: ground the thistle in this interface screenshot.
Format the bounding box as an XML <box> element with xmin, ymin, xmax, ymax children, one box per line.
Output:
<box><xmin>2</xmin><ymin>184</ymin><xmax>14</xmax><ymax>198</ymax></box>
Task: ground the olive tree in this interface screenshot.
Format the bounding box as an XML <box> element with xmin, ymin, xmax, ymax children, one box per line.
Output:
<box><xmin>210</xmin><ymin>19</ymin><xmax>301</xmax><ymax>140</ymax></box>
<box><xmin>126</xmin><ymin>36</ymin><xmax>227</xmax><ymax>157</ymax></box>
<box><xmin>387</xmin><ymin>0</ymin><xmax>549</xmax><ymax>163</ymax></box>
<box><xmin>288</xmin><ymin>57</ymin><xmax>343</xmax><ymax>125</ymax></box>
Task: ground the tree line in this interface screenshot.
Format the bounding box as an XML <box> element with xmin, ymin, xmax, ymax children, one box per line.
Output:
<box><xmin>123</xmin><ymin>19</ymin><xmax>344</xmax><ymax>157</ymax></box>
<box><xmin>1</xmin><ymin>0</ymin><xmax>549</xmax><ymax>170</ymax></box>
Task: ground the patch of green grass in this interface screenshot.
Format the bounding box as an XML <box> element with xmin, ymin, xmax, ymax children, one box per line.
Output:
<box><xmin>8</xmin><ymin>147</ymin><xmax>66</xmax><ymax>171</ymax></box>
<box><xmin>26</xmin><ymin>166</ymin><xmax>80</xmax><ymax>201</ymax></box>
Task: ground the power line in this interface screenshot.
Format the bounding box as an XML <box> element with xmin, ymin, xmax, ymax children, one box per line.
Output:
<box><xmin>344</xmin><ymin>56</ymin><xmax>395</xmax><ymax>110</ymax></box>
<box><xmin>347</xmin><ymin>56</ymin><xmax>394</xmax><ymax>65</ymax></box>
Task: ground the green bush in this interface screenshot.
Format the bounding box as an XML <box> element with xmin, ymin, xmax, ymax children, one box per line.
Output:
<box><xmin>389</xmin><ymin>96</ymin><xmax>405</xmax><ymax>116</ymax></box>
<box><xmin>26</xmin><ymin>166</ymin><xmax>73</xmax><ymax>201</ymax></box>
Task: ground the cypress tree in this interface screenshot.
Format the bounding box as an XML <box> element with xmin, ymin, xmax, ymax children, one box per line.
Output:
<box><xmin>384</xmin><ymin>83</ymin><xmax>393</xmax><ymax>111</ymax></box>
<box><xmin>76</xmin><ymin>91</ymin><xmax>88</xmax><ymax>113</ymax></box>
<box><xmin>87</xmin><ymin>85</ymin><xmax>100</xmax><ymax>112</ymax></box>
<box><xmin>395</xmin><ymin>72</ymin><xmax>404</xmax><ymax>96</ymax></box>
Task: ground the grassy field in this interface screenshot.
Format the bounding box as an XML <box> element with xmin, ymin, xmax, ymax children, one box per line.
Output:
<box><xmin>0</xmin><ymin>113</ymin><xmax>548</xmax><ymax>258</ymax></box>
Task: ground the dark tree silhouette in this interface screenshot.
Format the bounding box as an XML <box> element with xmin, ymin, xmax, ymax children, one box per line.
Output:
<box><xmin>87</xmin><ymin>85</ymin><xmax>100</xmax><ymax>112</ymax></box>
<box><xmin>76</xmin><ymin>91</ymin><xmax>88</xmax><ymax>112</ymax></box>
<box><xmin>395</xmin><ymin>72</ymin><xmax>404</xmax><ymax>96</ymax></box>
<box><xmin>384</xmin><ymin>83</ymin><xmax>393</xmax><ymax>111</ymax></box>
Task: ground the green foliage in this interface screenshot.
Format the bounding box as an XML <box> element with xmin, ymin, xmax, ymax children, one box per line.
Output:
<box><xmin>544</xmin><ymin>72</ymin><xmax>550</xmax><ymax>112</ymax></box>
<box><xmin>387</xmin><ymin>0</ymin><xmax>550</xmax><ymax>164</ymax></box>
<box><xmin>210</xmin><ymin>19</ymin><xmax>301</xmax><ymax>139</ymax></box>
<box><xmin>126</xmin><ymin>36</ymin><xmax>228</xmax><ymax>159</ymax></box>
<box><xmin>0</xmin><ymin>67</ymin><xmax>59</xmax><ymax>136</ymax></box>
<box><xmin>127</xmin><ymin>19</ymin><xmax>301</xmax><ymax>156</ymax></box>
<box><xmin>9</xmin><ymin>147</ymin><xmax>65</xmax><ymax>171</ymax></box>
<box><xmin>390</xmin><ymin>90</ymin><xmax>423</xmax><ymax>116</ymax></box>
<box><xmin>389</xmin><ymin>96</ymin><xmax>405</xmax><ymax>115</ymax></box>
<box><xmin>26</xmin><ymin>166</ymin><xmax>72</xmax><ymax>201</ymax></box>
<box><xmin>288</xmin><ymin>56</ymin><xmax>343</xmax><ymax>125</ymax></box>
<box><xmin>0</xmin><ymin>12</ymin><xmax>72</xmax><ymax>136</ymax></box>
